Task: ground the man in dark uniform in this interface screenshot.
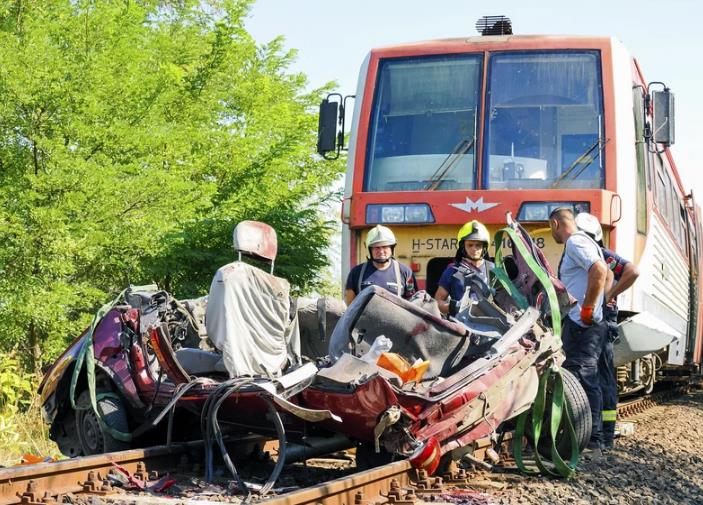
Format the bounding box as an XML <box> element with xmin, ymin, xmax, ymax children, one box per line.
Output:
<box><xmin>344</xmin><ymin>225</ymin><xmax>417</xmax><ymax>306</ymax></box>
<box><xmin>550</xmin><ymin>207</ymin><xmax>608</xmax><ymax>454</ymax></box>
<box><xmin>576</xmin><ymin>212</ymin><xmax>640</xmax><ymax>450</ymax></box>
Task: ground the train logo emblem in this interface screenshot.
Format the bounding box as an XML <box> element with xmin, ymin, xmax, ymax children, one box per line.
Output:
<box><xmin>450</xmin><ymin>197</ymin><xmax>499</xmax><ymax>214</ymax></box>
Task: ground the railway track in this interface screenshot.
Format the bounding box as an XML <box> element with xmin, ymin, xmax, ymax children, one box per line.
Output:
<box><xmin>617</xmin><ymin>385</ymin><xmax>689</xmax><ymax>418</ymax></box>
<box><xmin>260</xmin><ymin>461</ymin><xmax>416</xmax><ymax>505</ymax></box>
<box><xmin>1</xmin><ymin>386</ymin><xmax>693</xmax><ymax>505</ymax></box>
<box><xmin>0</xmin><ymin>441</ymin><xmax>203</xmax><ymax>505</ymax></box>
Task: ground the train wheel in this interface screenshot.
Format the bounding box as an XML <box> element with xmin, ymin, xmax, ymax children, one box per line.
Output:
<box><xmin>641</xmin><ymin>356</ymin><xmax>656</xmax><ymax>394</ymax></box>
<box><xmin>75</xmin><ymin>390</ymin><xmax>130</xmax><ymax>455</ymax></box>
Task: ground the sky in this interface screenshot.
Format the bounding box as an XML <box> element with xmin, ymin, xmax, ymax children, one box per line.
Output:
<box><xmin>246</xmin><ymin>0</ymin><xmax>701</xmax><ymax>200</ymax></box>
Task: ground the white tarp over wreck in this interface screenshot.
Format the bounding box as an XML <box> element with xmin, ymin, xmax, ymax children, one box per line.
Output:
<box><xmin>206</xmin><ymin>261</ymin><xmax>301</xmax><ymax>378</ymax></box>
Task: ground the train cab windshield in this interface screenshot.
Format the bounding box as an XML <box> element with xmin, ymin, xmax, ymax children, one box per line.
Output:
<box><xmin>364</xmin><ymin>54</ymin><xmax>482</xmax><ymax>192</ymax></box>
<box><xmin>485</xmin><ymin>51</ymin><xmax>605</xmax><ymax>190</ymax></box>
<box><xmin>363</xmin><ymin>50</ymin><xmax>605</xmax><ymax>192</ymax></box>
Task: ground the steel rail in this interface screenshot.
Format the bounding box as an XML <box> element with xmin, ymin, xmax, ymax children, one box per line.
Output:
<box><xmin>617</xmin><ymin>385</ymin><xmax>689</xmax><ymax>418</ymax></box>
<box><xmin>260</xmin><ymin>460</ymin><xmax>417</xmax><ymax>505</ymax></box>
<box><xmin>0</xmin><ymin>441</ymin><xmax>204</xmax><ymax>505</ymax></box>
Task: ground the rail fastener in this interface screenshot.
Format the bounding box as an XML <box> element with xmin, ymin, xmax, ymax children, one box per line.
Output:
<box><xmin>411</xmin><ymin>471</ymin><xmax>445</xmax><ymax>494</ymax></box>
<box><xmin>380</xmin><ymin>480</ymin><xmax>418</xmax><ymax>505</ymax></box>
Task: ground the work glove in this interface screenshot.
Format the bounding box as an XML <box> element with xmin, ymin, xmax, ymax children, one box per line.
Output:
<box><xmin>580</xmin><ymin>305</ymin><xmax>595</xmax><ymax>326</ymax></box>
<box><xmin>448</xmin><ymin>299</ymin><xmax>459</xmax><ymax>316</ymax></box>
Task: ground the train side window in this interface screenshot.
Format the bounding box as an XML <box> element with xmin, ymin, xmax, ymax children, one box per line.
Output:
<box><xmin>661</xmin><ymin>167</ymin><xmax>685</xmax><ymax>251</ymax></box>
<box><xmin>665</xmin><ymin>172</ymin><xmax>682</xmax><ymax>249</ymax></box>
<box><xmin>690</xmin><ymin>219</ymin><xmax>699</xmax><ymax>269</ymax></box>
<box><xmin>680</xmin><ymin>204</ymin><xmax>689</xmax><ymax>256</ymax></box>
<box><xmin>654</xmin><ymin>166</ymin><xmax>666</xmax><ymax>214</ymax></box>
<box><xmin>633</xmin><ymin>86</ymin><xmax>647</xmax><ymax>233</ymax></box>
<box><xmin>653</xmin><ymin>154</ymin><xmax>673</xmax><ymax>229</ymax></box>
<box><xmin>670</xmin><ymin>178</ymin><xmax>683</xmax><ymax>248</ymax></box>
<box><xmin>678</xmin><ymin>205</ymin><xmax>685</xmax><ymax>250</ymax></box>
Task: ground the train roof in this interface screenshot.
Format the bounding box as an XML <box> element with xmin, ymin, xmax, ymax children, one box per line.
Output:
<box><xmin>369</xmin><ymin>35</ymin><xmax>623</xmax><ymax>55</ymax></box>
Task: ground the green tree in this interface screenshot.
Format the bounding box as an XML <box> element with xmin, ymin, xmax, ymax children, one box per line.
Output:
<box><xmin>0</xmin><ymin>0</ymin><xmax>344</xmax><ymax>371</ymax></box>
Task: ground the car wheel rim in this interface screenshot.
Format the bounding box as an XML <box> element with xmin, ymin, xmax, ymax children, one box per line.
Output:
<box><xmin>79</xmin><ymin>409</ymin><xmax>103</xmax><ymax>454</ymax></box>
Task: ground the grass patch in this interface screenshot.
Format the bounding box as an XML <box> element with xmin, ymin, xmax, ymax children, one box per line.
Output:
<box><xmin>0</xmin><ymin>356</ymin><xmax>60</xmax><ymax>467</ymax></box>
<box><xmin>0</xmin><ymin>398</ymin><xmax>60</xmax><ymax>467</ymax></box>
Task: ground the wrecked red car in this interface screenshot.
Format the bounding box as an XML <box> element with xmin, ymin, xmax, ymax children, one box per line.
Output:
<box><xmin>39</xmin><ymin>218</ymin><xmax>590</xmax><ymax>488</ymax></box>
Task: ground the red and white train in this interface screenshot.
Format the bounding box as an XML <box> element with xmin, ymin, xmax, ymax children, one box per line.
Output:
<box><xmin>318</xmin><ymin>16</ymin><xmax>702</xmax><ymax>393</ymax></box>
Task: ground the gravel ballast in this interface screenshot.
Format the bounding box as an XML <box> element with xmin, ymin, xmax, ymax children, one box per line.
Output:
<box><xmin>484</xmin><ymin>389</ymin><xmax>703</xmax><ymax>504</ymax></box>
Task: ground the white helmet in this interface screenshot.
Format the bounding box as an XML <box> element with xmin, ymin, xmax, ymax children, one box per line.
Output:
<box><xmin>575</xmin><ymin>212</ymin><xmax>603</xmax><ymax>243</ymax></box>
<box><xmin>365</xmin><ymin>225</ymin><xmax>397</xmax><ymax>249</ymax></box>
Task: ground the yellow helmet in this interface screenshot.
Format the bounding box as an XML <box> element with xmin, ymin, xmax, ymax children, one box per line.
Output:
<box><xmin>457</xmin><ymin>220</ymin><xmax>490</xmax><ymax>246</ymax></box>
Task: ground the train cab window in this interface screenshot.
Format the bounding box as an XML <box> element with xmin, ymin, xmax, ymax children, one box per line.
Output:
<box><xmin>484</xmin><ymin>51</ymin><xmax>605</xmax><ymax>190</ymax></box>
<box><xmin>364</xmin><ymin>55</ymin><xmax>483</xmax><ymax>192</ymax></box>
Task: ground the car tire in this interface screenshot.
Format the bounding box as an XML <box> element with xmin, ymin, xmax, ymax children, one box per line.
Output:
<box><xmin>531</xmin><ymin>368</ymin><xmax>591</xmax><ymax>460</ymax></box>
<box><xmin>558</xmin><ymin>368</ymin><xmax>592</xmax><ymax>454</ymax></box>
<box><xmin>52</xmin><ymin>407</ymin><xmax>82</xmax><ymax>458</ymax></box>
<box><xmin>75</xmin><ymin>389</ymin><xmax>130</xmax><ymax>455</ymax></box>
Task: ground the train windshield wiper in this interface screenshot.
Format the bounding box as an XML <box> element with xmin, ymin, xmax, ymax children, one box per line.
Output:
<box><xmin>551</xmin><ymin>137</ymin><xmax>610</xmax><ymax>189</ymax></box>
<box><xmin>424</xmin><ymin>137</ymin><xmax>475</xmax><ymax>191</ymax></box>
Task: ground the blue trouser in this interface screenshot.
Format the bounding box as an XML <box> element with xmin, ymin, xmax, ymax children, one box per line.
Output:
<box><xmin>561</xmin><ymin>316</ymin><xmax>607</xmax><ymax>447</ymax></box>
<box><xmin>599</xmin><ymin>304</ymin><xmax>619</xmax><ymax>446</ymax></box>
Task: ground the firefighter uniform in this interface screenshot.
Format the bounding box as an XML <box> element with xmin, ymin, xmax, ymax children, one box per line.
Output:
<box><xmin>435</xmin><ymin>220</ymin><xmax>493</xmax><ymax>316</ymax></box>
<box><xmin>600</xmin><ymin>249</ymin><xmax>631</xmax><ymax>448</ymax></box>
<box><xmin>345</xmin><ymin>259</ymin><xmax>417</xmax><ymax>299</ymax></box>
<box><xmin>344</xmin><ymin>225</ymin><xmax>418</xmax><ymax>304</ymax></box>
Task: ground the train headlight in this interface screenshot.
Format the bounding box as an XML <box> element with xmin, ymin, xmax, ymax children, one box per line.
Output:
<box><xmin>518</xmin><ymin>201</ymin><xmax>590</xmax><ymax>221</ymax></box>
<box><xmin>381</xmin><ymin>205</ymin><xmax>405</xmax><ymax>223</ymax></box>
<box><xmin>405</xmin><ymin>204</ymin><xmax>433</xmax><ymax>223</ymax></box>
<box><xmin>366</xmin><ymin>204</ymin><xmax>435</xmax><ymax>224</ymax></box>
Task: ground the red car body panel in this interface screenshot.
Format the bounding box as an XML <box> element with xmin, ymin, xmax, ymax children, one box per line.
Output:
<box><xmin>301</xmin><ymin>377</ymin><xmax>400</xmax><ymax>441</ymax></box>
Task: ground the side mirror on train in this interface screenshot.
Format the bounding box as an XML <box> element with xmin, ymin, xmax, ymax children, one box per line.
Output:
<box><xmin>317</xmin><ymin>97</ymin><xmax>339</xmax><ymax>157</ymax></box>
<box><xmin>316</xmin><ymin>93</ymin><xmax>355</xmax><ymax>160</ymax></box>
<box><xmin>650</xmin><ymin>86</ymin><xmax>675</xmax><ymax>146</ymax></box>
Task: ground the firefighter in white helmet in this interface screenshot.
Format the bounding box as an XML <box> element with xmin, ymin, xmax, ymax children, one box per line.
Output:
<box><xmin>434</xmin><ymin>220</ymin><xmax>494</xmax><ymax>316</ymax></box>
<box><xmin>344</xmin><ymin>225</ymin><xmax>418</xmax><ymax>306</ymax></box>
<box><xmin>576</xmin><ymin>212</ymin><xmax>639</xmax><ymax>452</ymax></box>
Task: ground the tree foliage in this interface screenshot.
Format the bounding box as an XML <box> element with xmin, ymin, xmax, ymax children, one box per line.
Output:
<box><xmin>0</xmin><ymin>0</ymin><xmax>344</xmax><ymax>369</ymax></box>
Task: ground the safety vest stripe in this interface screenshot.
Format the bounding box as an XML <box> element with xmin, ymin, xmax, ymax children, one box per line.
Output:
<box><xmin>602</xmin><ymin>410</ymin><xmax>617</xmax><ymax>422</ymax></box>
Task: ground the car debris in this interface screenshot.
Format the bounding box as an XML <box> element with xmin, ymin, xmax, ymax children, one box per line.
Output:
<box><xmin>39</xmin><ymin>217</ymin><xmax>591</xmax><ymax>494</ymax></box>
